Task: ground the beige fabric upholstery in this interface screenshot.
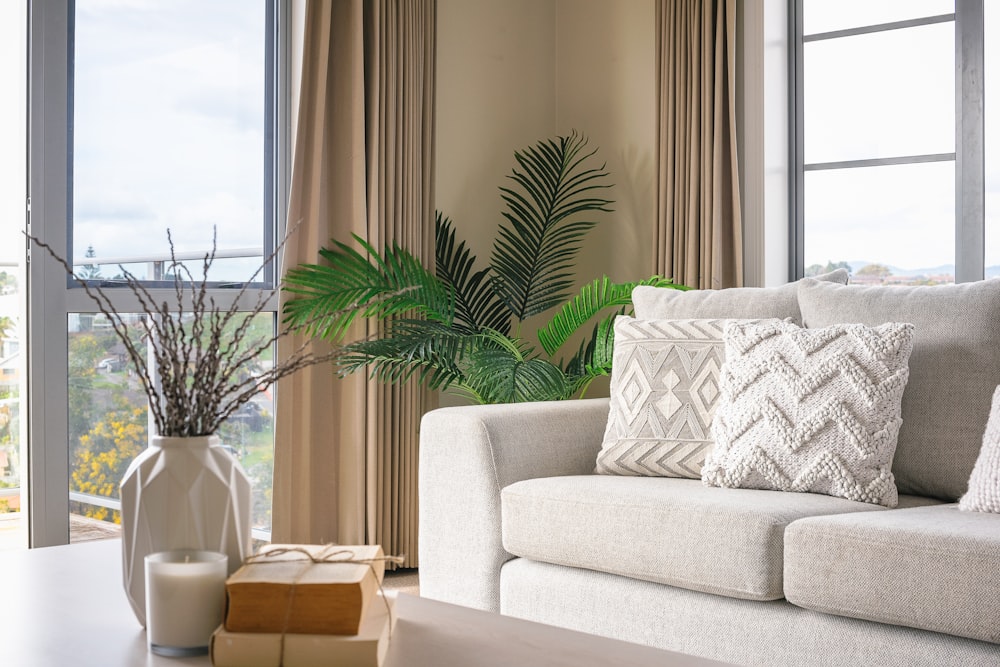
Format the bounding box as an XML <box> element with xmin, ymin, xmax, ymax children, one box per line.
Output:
<box><xmin>418</xmin><ymin>398</ymin><xmax>610</xmax><ymax>613</ymax></box>
<box><xmin>960</xmin><ymin>385</ymin><xmax>1000</xmax><ymax>513</ymax></box>
<box><xmin>500</xmin><ymin>476</ymin><xmax>887</xmax><ymax>601</ymax></box>
<box><xmin>798</xmin><ymin>278</ymin><xmax>1000</xmax><ymax>500</ymax></box>
<box><xmin>785</xmin><ymin>504</ymin><xmax>1000</xmax><ymax>644</ymax></box>
<box><xmin>501</xmin><ymin>558</ymin><xmax>1000</xmax><ymax>666</ymax></box>
<box><xmin>597</xmin><ymin>318</ymin><xmax>728</xmax><ymax>478</ymax></box>
<box><xmin>633</xmin><ymin>269</ymin><xmax>848</xmax><ymax>322</ymax></box>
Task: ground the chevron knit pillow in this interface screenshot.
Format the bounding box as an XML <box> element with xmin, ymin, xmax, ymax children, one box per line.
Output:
<box><xmin>959</xmin><ymin>385</ymin><xmax>1000</xmax><ymax>513</ymax></box>
<box><xmin>703</xmin><ymin>319</ymin><xmax>914</xmax><ymax>507</ymax></box>
<box><xmin>596</xmin><ymin>317</ymin><xmax>730</xmax><ymax>478</ymax></box>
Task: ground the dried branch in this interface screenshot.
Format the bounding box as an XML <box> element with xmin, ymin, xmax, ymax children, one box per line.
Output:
<box><xmin>26</xmin><ymin>227</ymin><xmax>359</xmax><ymax>438</ymax></box>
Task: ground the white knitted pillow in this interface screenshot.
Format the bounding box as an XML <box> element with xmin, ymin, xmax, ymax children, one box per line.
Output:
<box><xmin>703</xmin><ymin>319</ymin><xmax>914</xmax><ymax>507</ymax></box>
<box><xmin>959</xmin><ymin>385</ymin><xmax>1000</xmax><ymax>513</ymax></box>
<box><xmin>596</xmin><ymin>317</ymin><xmax>729</xmax><ymax>478</ymax></box>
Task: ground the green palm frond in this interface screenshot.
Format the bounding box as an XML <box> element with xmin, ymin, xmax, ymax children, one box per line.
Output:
<box><xmin>434</xmin><ymin>213</ymin><xmax>510</xmax><ymax>334</ymax></box>
<box><xmin>490</xmin><ymin>131</ymin><xmax>614</xmax><ymax>322</ymax></box>
<box><xmin>563</xmin><ymin>313</ymin><xmax>618</xmax><ymax>396</ymax></box>
<box><xmin>282</xmin><ymin>234</ymin><xmax>452</xmax><ymax>341</ymax></box>
<box><xmin>464</xmin><ymin>329</ymin><xmax>569</xmax><ymax>403</ymax></box>
<box><xmin>337</xmin><ymin>320</ymin><xmax>474</xmax><ymax>390</ymax></box>
<box><xmin>537</xmin><ymin>275</ymin><xmax>685</xmax><ymax>356</ymax></box>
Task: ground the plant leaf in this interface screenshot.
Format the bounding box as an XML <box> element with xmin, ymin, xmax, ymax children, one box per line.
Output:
<box><xmin>536</xmin><ymin>275</ymin><xmax>686</xmax><ymax>356</ymax></box>
<box><xmin>434</xmin><ymin>213</ymin><xmax>511</xmax><ymax>334</ymax></box>
<box><xmin>463</xmin><ymin>329</ymin><xmax>569</xmax><ymax>403</ymax></box>
<box><xmin>490</xmin><ymin>131</ymin><xmax>614</xmax><ymax>322</ymax></box>
<box><xmin>281</xmin><ymin>234</ymin><xmax>452</xmax><ymax>341</ymax></box>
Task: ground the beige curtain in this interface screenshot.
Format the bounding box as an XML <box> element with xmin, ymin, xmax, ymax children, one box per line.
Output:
<box><xmin>655</xmin><ymin>0</ymin><xmax>742</xmax><ymax>289</ymax></box>
<box><xmin>273</xmin><ymin>0</ymin><xmax>435</xmax><ymax>569</ymax></box>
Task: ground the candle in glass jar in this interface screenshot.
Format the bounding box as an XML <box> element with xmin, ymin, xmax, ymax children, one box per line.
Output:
<box><xmin>145</xmin><ymin>550</ymin><xmax>228</xmax><ymax>657</ymax></box>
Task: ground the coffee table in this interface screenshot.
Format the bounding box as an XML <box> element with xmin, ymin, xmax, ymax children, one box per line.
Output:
<box><xmin>0</xmin><ymin>539</ymin><xmax>728</xmax><ymax>666</ymax></box>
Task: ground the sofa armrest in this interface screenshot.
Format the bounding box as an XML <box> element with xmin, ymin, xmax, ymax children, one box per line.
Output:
<box><xmin>418</xmin><ymin>397</ymin><xmax>610</xmax><ymax>612</ymax></box>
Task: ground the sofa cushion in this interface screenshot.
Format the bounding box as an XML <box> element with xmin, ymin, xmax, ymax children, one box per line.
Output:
<box><xmin>500</xmin><ymin>476</ymin><xmax>887</xmax><ymax>601</ymax></box>
<box><xmin>596</xmin><ymin>317</ymin><xmax>729</xmax><ymax>478</ymax></box>
<box><xmin>960</xmin><ymin>385</ymin><xmax>1000</xmax><ymax>513</ymax></box>
<box><xmin>798</xmin><ymin>278</ymin><xmax>1000</xmax><ymax>501</ymax></box>
<box><xmin>784</xmin><ymin>504</ymin><xmax>1000</xmax><ymax>644</ymax></box>
<box><xmin>632</xmin><ymin>269</ymin><xmax>848</xmax><ymax>322</ymax></box>
<box><xmin>703</xmin><ymin>319</ymin><xmax>914</xmax><ymax>507</ymax></box>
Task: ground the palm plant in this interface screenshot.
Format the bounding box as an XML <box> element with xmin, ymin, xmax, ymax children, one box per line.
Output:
<box><xmin>282</xmin><ymin>132</ymin><xmax>687</xmax><ymax>403</ymax></box>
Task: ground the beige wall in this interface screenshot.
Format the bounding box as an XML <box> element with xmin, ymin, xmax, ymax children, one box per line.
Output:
<box><xmin>436</xmin><ymin>0</ymin><xmax>656</xmax><ymax>401</ymax></box>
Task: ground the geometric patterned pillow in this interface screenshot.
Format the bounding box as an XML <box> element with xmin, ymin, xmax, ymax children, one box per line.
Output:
<box><xmin>703</xmin><ymin>319</ymin><xmax>914</xmax><ymax>507</ymax></box>
<box><xmin>596</xmin><ymin>317</ymin><xmax>729</xmax><ymax>478</ymax></box>
<box><xmin>959</xmin><ymin>385</ymin><xmax>1000</xmax><ymax>513</ymax></box>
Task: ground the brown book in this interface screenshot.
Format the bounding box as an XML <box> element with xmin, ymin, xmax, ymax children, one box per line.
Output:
<box><xmin>212</xmin><ymin>594</ymin><xmax>396</xmax><ymax>667</ymax></box>
<box><xmin>224</xmin><ymin>544</ymin><xmax>386</xmax><ymax>635</ymax></box>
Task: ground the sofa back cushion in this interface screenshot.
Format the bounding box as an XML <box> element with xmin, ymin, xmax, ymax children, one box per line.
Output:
<box><xmin>798</xmin><ymin>278</ymin><xmax>1000</xmax><ymax>500</ymax></box>
<box><xmin>632</xmin><ymin>269</ymin><xmax>848</xmax><ymax>322</ymax></box>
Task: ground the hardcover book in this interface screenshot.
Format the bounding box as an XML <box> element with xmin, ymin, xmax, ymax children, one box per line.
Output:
<box><xmin>212</xmin><ymin>594</ymin><xmax>395</xmax><ymax>667</ymax></box>
<box><xmin>224</xmin><ymin>544</ymin><xmax>386</xmax><ymax>635</ymax></box>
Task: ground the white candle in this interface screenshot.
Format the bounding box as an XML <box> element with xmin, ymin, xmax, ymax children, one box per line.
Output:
<box><xmin>145</xmin><ymin>550</ymin><xmax>228</xmax><ymax>657</ymax></box>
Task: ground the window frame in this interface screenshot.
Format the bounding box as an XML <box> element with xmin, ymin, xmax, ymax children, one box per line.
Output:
<box><xmin>26</xmin><ymin>0</ymin><xmax>291</xmax><ymax>547</ymax></box>
<box><xmin>789</xmin><ymin>0</ymin><xmax>985</xmax><ymax>282</ymax></box>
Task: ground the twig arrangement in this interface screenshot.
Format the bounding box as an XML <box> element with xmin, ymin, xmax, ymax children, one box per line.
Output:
<box><xmin>29</xmin><ymin>229</ymin><xmax>342</xmax><ymax>437</ymax></box>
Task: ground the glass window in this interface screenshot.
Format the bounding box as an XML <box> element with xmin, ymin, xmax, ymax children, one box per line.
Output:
<box><xmin>796</xmin><ymin>1</ymin><xmax>970</xmax><ymax>285</ymax></box>
<box><xmin>985</xmin><ymin>2</ymin><xmax>1000</xmax><ymax>276</ymax></box>
<box><xmin>804</xmin><ymin>23</ymin><xmax>954</xmax><ymax>164</ymax></box>
<box><xmin>804</xmin><ymin>162</ymin><xmax>955</xmax><ymax>284</ymax></box>
<box><xmin>25</xmin><ymin>1</ymin><xmax>284</xmax><ymax>546</ymax></box>
<box><xmin>67</xmin><ymin>312</ymin><xmax>276</xmax><ymax>542</ymax></box>
<box><xmin>72</xmin><ymin>0</ymin><xmax>271</xmax><ymax>284</ymax></box>
<box><xmin>0</xmin><ymin>0</ymin><xmax>26</xmax><ymax>551</ymax></box>
<box><xmin>803</xmin><ymin>0</ymin><xmax>953</xmax><ymax>35</ymax></box>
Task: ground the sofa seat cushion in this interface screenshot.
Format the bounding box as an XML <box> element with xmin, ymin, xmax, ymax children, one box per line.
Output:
<box><xmin>500</xmin><ymin>476</ymin><xmax>889</xmax><ymax>601</ymax></box>
<box><xmin>785</xmin><ymin>504</ymin><xmax>1000</xmax><ymax>644</ymax></box>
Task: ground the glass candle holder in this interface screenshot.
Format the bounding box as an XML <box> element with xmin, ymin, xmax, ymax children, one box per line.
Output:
<box><xmin>145</xmin><ymin>549</ymin><xmax>228</xmax><ymax>657</ymax></box>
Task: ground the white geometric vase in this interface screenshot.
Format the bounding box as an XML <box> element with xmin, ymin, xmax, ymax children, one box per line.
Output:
<box><xmin>119</xmin><ymin>434</ymin><xmax>252</xmax><ymax>626</ymax></box>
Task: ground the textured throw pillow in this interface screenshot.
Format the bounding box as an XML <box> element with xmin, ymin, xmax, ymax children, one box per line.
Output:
<box><xmin>596</xmin><ymin>317</ymin><xmax>728</xmax><ymax>478</ymax></box>
<box><xmin>703</xmin><ymin>319</ymin><xmax>914</xmax><ymax>507</ymax></box>
<box><xmin>798</xmin><ymin>277</ymin><xmax>1000</xmax><ymax>501</ymax></box>
<box><xmin>632</xmin><ymin>269</ymin><xmax>849</xmax><ymax>323</ymax></box>
<box><xmin>959</xmin><ymin>385</ymin><xmax>1000</xmax><ymax>513</ymax></box>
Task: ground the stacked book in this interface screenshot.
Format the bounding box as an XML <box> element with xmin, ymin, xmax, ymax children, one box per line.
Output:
<box><xmin>211</xmin><ymin>544</ymin><xmax>395</xmax><ymax>667</ymax></box>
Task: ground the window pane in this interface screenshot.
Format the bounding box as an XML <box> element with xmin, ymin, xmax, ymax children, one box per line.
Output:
<box><xmin>804</xmin><ymin>162</ymin><xmax>955</xmax><ymax>285</ymax></box>
<box><xmin>0</xmin><ymin>0</ymin><xmax>26</xmax><ymax>551</ymax></box>
<box><xmin>803</xmin><ymin>0</ymin><xmax>953</xmax><ymax>36</ymax></box>
<box><xmin>72</xmin><ymin>0</ymin><xmax>269</xmax><ymax>284</ymax></box>
<box><xmin>68</xmin><ymin>312</ymin><xmax>275</xmax><ymax>542</ymax></box>
<box><xmin>804</xmin><ymin>23</ymin><xmax>954</xmax><ymax>164</ymax></box>
<box><xmin>986</xmin><ymin>1</ymin><xmax>1000</xmax><ymax>274</ymax></box>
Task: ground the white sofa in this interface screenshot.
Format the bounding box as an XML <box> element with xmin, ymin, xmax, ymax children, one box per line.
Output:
<box><xmin>418</xmin><ymin>276</ymin><xmax>1000</xmax><ymax>666</ymax></box>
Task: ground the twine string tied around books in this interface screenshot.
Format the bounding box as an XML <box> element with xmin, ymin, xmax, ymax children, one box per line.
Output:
<box><xmin>243</xmin><ymin>545</ymin><xmax>406</xmax><ymax>664</ymax></box>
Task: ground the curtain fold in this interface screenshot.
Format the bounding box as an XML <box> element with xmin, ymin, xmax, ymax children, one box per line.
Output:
<box><xmin>273</xmin><ymin>0</ymin><xmax>435</xmax><ymax>568</ymax></box>
<box><xmin>654</xmin><ymin>0</ymin><xmax>742</xmax><ymax>289</ymax></box>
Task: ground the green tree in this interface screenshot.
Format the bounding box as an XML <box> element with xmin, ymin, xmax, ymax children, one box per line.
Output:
<box><xmin>80</xmin><ymin>245</ymin><xmax>102</xmax><ymax>280</ymax></box>
<box><xmin>70</xmin><ymin>397</ymin><xmax>147</xmax><ymax>523</ymax></box>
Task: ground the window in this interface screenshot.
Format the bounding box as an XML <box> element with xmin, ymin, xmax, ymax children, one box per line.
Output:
<box><xmin>26</xmin><ymin>0</ymin><xmax>288</xmax><ymax>547</ymax></box>
<box><xmin>0</xmin><ymin>0</ymin><xmax>27</xmax><ymax>551</ymax></box>
<box><xmin>792</xmin><ymin>1</ymin><xmax>987</xmax><ymax>284</ymax></box>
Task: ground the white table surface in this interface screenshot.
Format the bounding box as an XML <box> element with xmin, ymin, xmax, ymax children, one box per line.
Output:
<box><xmin>0</xmin><ymin>539</ymin><xmax>728</xmax><ymax>667</ymax></box>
